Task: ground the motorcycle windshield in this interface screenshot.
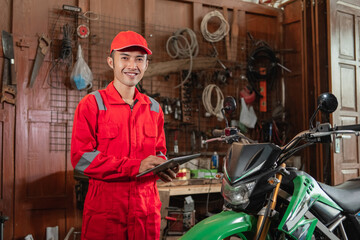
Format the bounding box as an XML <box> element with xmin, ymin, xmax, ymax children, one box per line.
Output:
<box><xmin>225</xmin><ymin>142</ymin><xmax>281</xmax><ymax>184</ymax></box>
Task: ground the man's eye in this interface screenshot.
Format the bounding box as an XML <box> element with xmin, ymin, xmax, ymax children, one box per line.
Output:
<box><xmin>121</xmin><ymin>57</ymin><xmax>128</xmax><ymax>60</ymax></box>
<box><xmin>137</xmin><ymin>58</ymin><xmax>144</xmax><ymax>62</ymax></box>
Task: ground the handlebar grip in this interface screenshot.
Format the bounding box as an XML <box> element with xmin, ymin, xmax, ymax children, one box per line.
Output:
<box><xmin>334</xmin><ymin>124</ymin><xmax>360</xmax><ymax>131</ymax></box>
<box><xmin>212</xmin><ymin>129</ymin><xmax>224</xmax><ymax>137</ymax></box>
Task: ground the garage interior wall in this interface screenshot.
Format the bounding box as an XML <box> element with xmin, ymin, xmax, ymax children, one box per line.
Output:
<box><xmin>0</xmin><ymin>0</ymin><xmax>300</xmax><ymax>239</ymax></box>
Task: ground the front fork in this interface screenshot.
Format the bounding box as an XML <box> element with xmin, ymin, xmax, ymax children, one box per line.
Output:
<box><xmin>255</xmin><ymin>163</ymin><xmax>286</xmax><ymax>240</ymax></box>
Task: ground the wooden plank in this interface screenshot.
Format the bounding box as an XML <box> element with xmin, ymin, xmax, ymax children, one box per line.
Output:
<box><xmin>144</xmin><ymin>0</ymin><xmax>156</xmax><ymax>50</ymax></box>
<box><xmin>179</xmin><ymin>0</ymin><xmax>281</xmax><ymax>16</ymax></box>
<box><xmin>157</xmin><ymin>183</ymin><xmax>221</xmax><ymax>196</ymax></box>
<box><xmin>230</xmin><ymin>8</ymin><xmax>239</xmax><ymax>61</ymax></box>
<box><xmin>223</xmin><ymin>6</ymin><xmax>231</xmax><ymax>60</ymax></box>
<box><xmin>144</xmin><ymin>57</ymin><xmax>217</xmax><ymax>78</ymax></box>
<box><xmin>193</xmin><ymin>2</ymin><xmax>203</xmax><ymax>31</ymax></box>
<box><xmin>157</xmin><ymin>178</ymin><xmax>221</xmax><ymax>187</ymax></box>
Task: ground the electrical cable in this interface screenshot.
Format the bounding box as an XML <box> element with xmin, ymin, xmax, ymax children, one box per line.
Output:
<box><xmin>166</xmin><ymin>28</ymin><xmax>199</xmax><ymax>89</ymax></box>
<box><xmin>202</xmin><ymin>84</ymin><xmax>224</xmax><ymax>119</ymax></box>
<box><xmin>46</xmin><ymin>23</ymin><xmax>74</xmax><ymax>89</ymax></box>
<box><xmin>200</xmin><ymin>10</ymin><xmax>229</xmax><ymax>43</ymax></box>
<box><xmin>247</xmin><ymin>43</ymin><xmax>278</xmax><ymax>97</ymax></box>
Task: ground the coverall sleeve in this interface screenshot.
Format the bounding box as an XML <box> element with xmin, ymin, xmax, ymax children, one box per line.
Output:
<box><xmin>71</xmin><ymin>95</ymin><xmax>142</xmax><ymax>180</ymax></box>
<box><xmin>155</xmin><ymin>107</ymin><xmax>167</xmax><ymax>160</ymax></box>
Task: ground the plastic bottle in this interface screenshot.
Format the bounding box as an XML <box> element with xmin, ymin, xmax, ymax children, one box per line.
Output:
<box><xmin>174</xmin><ymin>140</ymin><xmax>179</xmax><ymax>154</ymax></box>
<box><xmin>211</xmin><ymin>152</ymin><xmax>219</xmax><ymax>169</ymax></box>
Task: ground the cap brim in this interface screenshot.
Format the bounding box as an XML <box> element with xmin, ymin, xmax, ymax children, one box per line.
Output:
<box><xmin>113</xmin><ymin>44</ymin><xmax>152</xmax><ymax>55</ymax></box>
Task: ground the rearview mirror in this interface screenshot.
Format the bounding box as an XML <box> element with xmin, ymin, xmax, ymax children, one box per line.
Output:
<box><xmin>317</xmin><ymin>92</ymin><xmax>338</xmax><ymax>114</ymax></box>
<box><xmin>221</xmin><ymin>96</ymin><xmax>237</xmax><ymax>128</ymax></box>
<box><xmin>309</xmin><ymin>92</ymin><xmax>338</xmax><ymax>129</ymax></box>
<box><xmin>223</xmin><ymin>96</ymin><xmax>237</xmax><ymax>115</ymax></box>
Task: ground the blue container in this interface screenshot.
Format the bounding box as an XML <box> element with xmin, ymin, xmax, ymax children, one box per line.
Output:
<box><xmin>211</xmin><ymin>152</ymin><xmax>219</xmax><ymax>169</ymax></box>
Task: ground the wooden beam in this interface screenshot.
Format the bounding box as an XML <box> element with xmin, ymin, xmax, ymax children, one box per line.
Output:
<box><xmin>144</xmin><ymin>57</ymin><xmax>218</xmax><ymax>78</ymax></box>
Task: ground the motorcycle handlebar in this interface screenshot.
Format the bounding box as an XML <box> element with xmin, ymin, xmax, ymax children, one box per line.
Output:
<box><xmin>212</xmin><ymin>129</ymin><xmax>224</xmax><ymax>137</ymax></box>
<box><xmin>334</xmin><ymin>124</ymin><xmax>360</xmax><ymax>131</ymax></box>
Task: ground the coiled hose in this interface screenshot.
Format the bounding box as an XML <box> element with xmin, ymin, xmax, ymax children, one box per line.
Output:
<box><xmin>200</xmin><ymin>10</ymin><xmax>229</xmax><ymax>43</ymax></box>
<box><xmin>202</xmin><ymin>84</ymin><xmax>224</xmax><ymax>119</ymax></box>
<box><xmin>166</xmin><ymin>28</ymin><xmax>199</xmax><ymax>88</ymax></box>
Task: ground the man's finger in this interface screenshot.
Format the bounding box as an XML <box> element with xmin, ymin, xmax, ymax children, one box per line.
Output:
<box><xmin>171</xmin><ymin>164</ymin><xmax>180</xmax><ymax>173</ymax></box>
<box><xmin>157</xmin><ymin>171</ymin><xmax>172</xmax><ymax>182</ymax></box>
<box><xmin>165</xmin><ymin>168</ymin><xmax>177</xmax><ymax>179</ymax></box>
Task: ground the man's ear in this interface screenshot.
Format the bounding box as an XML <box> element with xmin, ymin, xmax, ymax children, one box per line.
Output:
<box><xmin>107</xmin><ymin>56</ymin><xmax>114</xmax><ymax>69</ymax></box>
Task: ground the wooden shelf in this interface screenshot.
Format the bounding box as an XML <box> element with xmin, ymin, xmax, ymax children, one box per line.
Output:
<box><xmin>157</xmin><ymin>179</ymin><xmax>222</xmax><ymax>196</ymax></box>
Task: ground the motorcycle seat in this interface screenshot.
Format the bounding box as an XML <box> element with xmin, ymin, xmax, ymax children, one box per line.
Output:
<box><xmin>318</xmin><ymin>177</ymin><xmax>360</xmax><ymax>214</ymax></box>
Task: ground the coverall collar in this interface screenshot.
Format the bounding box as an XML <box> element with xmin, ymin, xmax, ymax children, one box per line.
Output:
<box><xmin>106</xmin><ymin>81</ymin><xmax>149</xmax><ymax>105</ymax></box>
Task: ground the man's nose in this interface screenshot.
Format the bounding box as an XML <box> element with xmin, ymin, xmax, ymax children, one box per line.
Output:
<box><xmin>127</xmin><ymin>58</ymin><xmax>137</xmax><ymax>69</ymax></box>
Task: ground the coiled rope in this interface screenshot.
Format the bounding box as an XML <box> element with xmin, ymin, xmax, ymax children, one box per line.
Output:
<box><xmin>166</xmin><ymin>28</ymin><xmax>199</xmax><ymax>88</ymax></box>
<box><xmin>200</xmin><ymin>10</ymin><xmax>229</xmax><ymax>43</ymax></box>
<box><xmin>202</xmin><ymin>84</ymin><xmax>224</xmax><ymax>119</ymax></box>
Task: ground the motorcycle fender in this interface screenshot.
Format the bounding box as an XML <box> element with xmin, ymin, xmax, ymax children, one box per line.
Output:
<box><xmin>180</xmin><ymin>211</ymin><xmax>258</xmax><ymax>240</ymax></box>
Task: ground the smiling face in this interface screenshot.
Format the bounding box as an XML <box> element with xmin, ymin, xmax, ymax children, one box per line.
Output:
<box><xmin>107</xmin><ymin>47</ymin><xmax>148</xmax><ymax>91</ymax></box>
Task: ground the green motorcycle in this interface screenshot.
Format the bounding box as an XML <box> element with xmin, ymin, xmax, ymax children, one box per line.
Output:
<box><xmin>180</xmin><ymin>93</ymin><xmax>360</xmax><ymax>240</ymax></box>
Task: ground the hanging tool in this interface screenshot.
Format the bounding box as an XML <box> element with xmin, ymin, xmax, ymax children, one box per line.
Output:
<box><xmin>0</xmin><ymin>215</ymin><xmax>9</xmax><ymax>240</ymax></box>
<box><xmin>77</xmin><ymin>24</ymin><xmax>90</xmax><ymax>39</ymax></box>
<box><xmin>1</xmin><ymin>32</ymin><xmax>16</xmax><ymax>104</ymax></box>
<box><xmin>211</xmin><ymin>43</ymin><xmax>232</xmax><ymax>78</ymax></box>
<box><xmin>1</xmin><ymin>57</ymin><xmax>16</xmax><ymax>104</ymax></box>
<box><xmin>1</xmin><ymin>30</ymin><xmax>16</xmax><ymax>85</ymax></box>
<box><xmin>29</xmin><ymin>34</ymin><xmax>51</xmax><ymax>88</ymax></box>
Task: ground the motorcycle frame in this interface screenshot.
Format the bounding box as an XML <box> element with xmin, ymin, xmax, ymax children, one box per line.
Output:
<box><xmin>278</xmin><ymin>172</ymin><xmax>344</xmax><ymax>240</ymax></box>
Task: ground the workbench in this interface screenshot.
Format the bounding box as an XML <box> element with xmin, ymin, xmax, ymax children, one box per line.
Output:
<box><xmin>157</xmin><ymin>179</ymin><xmax>222</xmax><ymax>238</ymax></box>
<box><xmin>157</xmin><ymin>178</ymin><xmax>222</xmax><ymax>196</ymax></box>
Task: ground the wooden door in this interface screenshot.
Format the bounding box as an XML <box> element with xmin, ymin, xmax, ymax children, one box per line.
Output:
<box><xmin>12</xmin><ymin>0</ymin><xmax>81</xmax><ymax>239</ymax></box>
<box><xmin>0</xmin><ymin>1</ymin><xmax>15</xmax><ymax>239</ymax></box>
<box><xmin>0</xmin><ymin>95</ymin><xmax>15</xmax><ymax>240</ymax></box>
<box><xmin>329</xmin><ymin>0</ymin><xmax>360</xmax><ymax>184</ymax></box>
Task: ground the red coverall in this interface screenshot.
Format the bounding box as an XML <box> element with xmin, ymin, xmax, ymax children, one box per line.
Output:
<box><xmin>71</xmin><ymin>82</ymin><xmax>167</xmax><ymax>240</ymax></box>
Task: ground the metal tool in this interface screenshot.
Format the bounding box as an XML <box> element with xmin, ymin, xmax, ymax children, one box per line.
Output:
<box><xmin>0</xmin><ymin>215</ymin><xmax>9</xmax><ymax>240</ymax></box>
<box><xmin>1</xmin><ymin>31</ymin><xmax>16</xmax><ymax>85</ymax></box>
<box><xmin>29</xmin><ymin>34</ymin><xmax>51</xmax><ymax>88</ymax></box>
<box><xmin>1</xmin><ymin>41</ymin><xmax>16</xmax><ymax>105</ymax></box>
<box><xmin>77</xmin><ymin>24</ymin><xmax>90</xmax><ymax>38</ymax></box>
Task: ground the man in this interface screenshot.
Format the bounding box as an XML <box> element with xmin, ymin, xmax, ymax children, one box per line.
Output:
<box><xmin>71</xmin><ymin>31</ymin><xmax>178</xmax><ymax>240</ymax></box>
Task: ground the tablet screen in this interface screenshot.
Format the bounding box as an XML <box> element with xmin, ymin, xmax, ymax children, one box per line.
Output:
<box><xmin>136</xmin><ymin>153</ymin><xmax>201</xmax><ymax>177</ymax></box>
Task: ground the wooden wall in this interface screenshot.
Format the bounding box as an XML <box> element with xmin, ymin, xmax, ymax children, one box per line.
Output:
<box><xmin>1</xmin><ymin>0</ymin><xmax>282</xmax><ymax>239</ymax></box>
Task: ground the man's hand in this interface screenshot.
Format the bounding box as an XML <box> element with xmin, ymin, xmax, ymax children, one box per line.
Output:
<box><xmin>139</xmin><ymin>155</ymin><xmax>167</xmax><ymax>173</ymax></box>
<box><xmin>157</xmin><ymin>164</ymin><xmax>179</xmax><ymax>182</ymax></box>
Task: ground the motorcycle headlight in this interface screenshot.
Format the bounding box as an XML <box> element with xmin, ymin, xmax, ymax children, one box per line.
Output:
<box><xmin>221</xmin><ymin>178</ymin><xmax>256</xmax><ymax>206</ymax></box>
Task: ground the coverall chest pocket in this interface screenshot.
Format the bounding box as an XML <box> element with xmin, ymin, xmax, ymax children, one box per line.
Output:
<box><xmin>96</xmin><ymin>124</ymin><xmax>118</xmax><ymax>152</ymax></box>
<box><xmin>142</xmin><ymin>122</ymin><xmax>156</xmax><ymax>156</ymax></box>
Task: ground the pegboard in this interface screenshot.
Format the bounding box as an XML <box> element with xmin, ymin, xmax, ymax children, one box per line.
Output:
<box><xmin>47</xmin><ymin>6</ymin><xmax>283</xmax><ymax>153</ymax></box>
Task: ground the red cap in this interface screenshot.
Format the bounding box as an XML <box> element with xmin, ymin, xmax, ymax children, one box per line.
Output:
<box><xmin>110</xmin><ymin>31</ymin><xmax>152</xmax><ymax>55</ymax></box>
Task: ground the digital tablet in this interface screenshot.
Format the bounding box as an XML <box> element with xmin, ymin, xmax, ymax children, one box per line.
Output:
<box><xmin>136</xmin><ymin>153</ymin><xmax>201</xmax><ymax>177</ymax></box>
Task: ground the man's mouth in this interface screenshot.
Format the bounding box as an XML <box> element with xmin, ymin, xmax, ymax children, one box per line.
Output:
<box><xmin>124</xmin><ymin>72</ymin><xmax>139</xmax><ymax>77</ymax></box>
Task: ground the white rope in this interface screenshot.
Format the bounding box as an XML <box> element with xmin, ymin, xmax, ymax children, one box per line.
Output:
<box><xmin>166</xmin><ymin>28</ymin><xmax>199</xmax><ymax>88</ymax></box>
<box><xmin>202</xmin><ymin>84</ymin><xmax>224</xmax><ymax>119</ymax></box>
<box><xmin>200</xmin><ymin>10</ymin><xmax>230</xmax><ymax>43</ymax></box>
